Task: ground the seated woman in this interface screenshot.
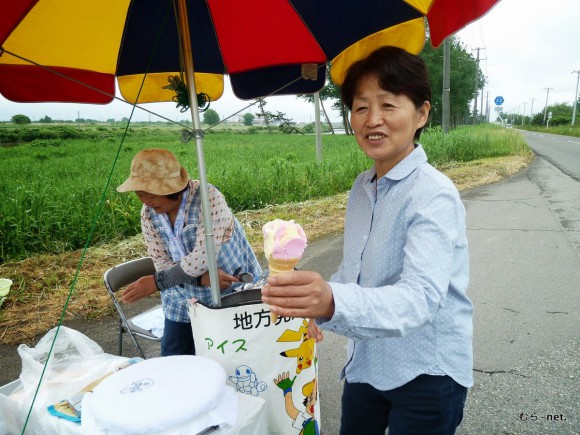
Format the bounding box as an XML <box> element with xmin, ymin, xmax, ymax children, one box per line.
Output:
<box><xmin>117</xmin><ymin>148</ymin><xmax>262</xmax><ymax>357</ymax></box>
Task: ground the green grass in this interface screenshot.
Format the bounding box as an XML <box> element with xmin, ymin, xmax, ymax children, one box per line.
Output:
<box><xmin>517</xmin><ymin>124</ymin><xmax>580</xmax><ymax>138</ymax></box>
<box><xmin>0</xmin><ymin>124</ymin><xmax>528</xmax><ymax>263</ymax></box>
<box><xmin>422</xmin><ymin>124</ymin><xmax>530</xmax><ymax>164</ymax></box>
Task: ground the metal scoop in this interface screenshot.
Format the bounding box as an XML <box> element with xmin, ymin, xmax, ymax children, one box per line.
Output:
<box><xmin>239</xmin><ymin>269</ymin><xmax>270</xmax><ymax>291</ymax></box>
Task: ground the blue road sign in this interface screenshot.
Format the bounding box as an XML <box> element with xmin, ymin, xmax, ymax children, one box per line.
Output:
<box><xmin>494</xmin><ymin>96</ymin><xmax>504</xmax><ymax>106</ymax></box>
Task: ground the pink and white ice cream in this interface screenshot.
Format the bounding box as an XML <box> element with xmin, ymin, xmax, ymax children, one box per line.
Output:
<box><xmin>262</xmin><ymin>219</ymin><xmax>307</xmax><ymax>321</ymax></box>
<box><xmin>263</xmin><ymin>219</ymin><xmax>308</xmax><ymax>263</ymax></box>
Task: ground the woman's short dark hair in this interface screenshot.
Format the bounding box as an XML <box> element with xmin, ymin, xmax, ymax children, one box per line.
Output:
<box><xmin>340</xmin><ymin>46</ymin><xmax>431</xmax><ymax>139</ymax></box>
<box><xmin>166</xmin><ymin>186</ymin><xmax>187</xmax><ymax>201</ymax></box>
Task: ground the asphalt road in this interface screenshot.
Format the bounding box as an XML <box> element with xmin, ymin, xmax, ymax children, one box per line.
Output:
<box><xmin>521</xmin><ymin>130</ymin><xmax>580</xmax><ymax>182</ymax></box>
<box><xmin>2</xmin><ymin>130</ymin><xmax>578</xmax><ymax>434</ymax></box>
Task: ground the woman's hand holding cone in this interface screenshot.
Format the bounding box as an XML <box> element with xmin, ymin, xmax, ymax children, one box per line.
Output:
<box><xmin>262</xmin><ymin>270</ymin><xmax>335</xmax><ymax>320</ymax></box>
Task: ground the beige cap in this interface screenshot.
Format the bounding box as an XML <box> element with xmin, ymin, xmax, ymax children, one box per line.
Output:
<box><xmin>117</xmin><ymin>148</ymin><xmax>189</xmax><ymax>195</ymax></box>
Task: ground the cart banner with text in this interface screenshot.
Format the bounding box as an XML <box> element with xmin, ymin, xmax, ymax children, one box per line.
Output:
<box><xmin>189</xmin><ymin>298</ymin><xmax>320</xmax><ymax>435</ymax></box>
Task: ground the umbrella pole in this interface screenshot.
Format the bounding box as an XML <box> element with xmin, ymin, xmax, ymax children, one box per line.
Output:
<box><xmin>176</xmin><ymin>0</ymin><xmax>221</xmax><ymax>306</ymax></box>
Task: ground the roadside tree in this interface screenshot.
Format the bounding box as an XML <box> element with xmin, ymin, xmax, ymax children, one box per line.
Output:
<box><xmin>531</xmin><ymin>103</ymin><xmax>573</xmax><ymax>126</ymax></box>
<box><xmin>243</xmin><ymin>113</ymin><xmax>254</xmax><ymax>126</ymax></box>
<box><xmin>203</xmin><ymin>108</ymin><xmax>220</xmax><ymax>125</ymax></box>
<box><xmin>297</xmin><ymin>38</ymin><xmax>483</xmax><ymax>133</ymax></box>
<box><xmin>421</xmin><ymin>37</ymin><xmax>484</xmax><ymax>127</ymax></box>
<box><xmin>11</xmin><ymin>114</ymin><xmax>31</xmax><ymax>124</ymax></box>
<box><xmin>255</xmin><ymin>99</ymin><xmax>292</xmax><ymax>133</ymax></box>
<box><xmin>298</xmin><ymin>71</ymin><xmax>341</xmax><ymax>134</ymax></box>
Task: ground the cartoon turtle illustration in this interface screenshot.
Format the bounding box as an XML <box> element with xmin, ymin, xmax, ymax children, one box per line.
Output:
<box><xmin>228</xmin><ymin>364</ymin><xmax>267</xmax><ymax>396</ymax></box>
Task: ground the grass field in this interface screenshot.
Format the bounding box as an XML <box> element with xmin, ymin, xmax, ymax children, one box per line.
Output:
<box><xmin>518</xmin><ymin>123</ymin><xmax>580</xmax><ymax>138</ymax></box>
<box><xmin>0</xmin><ymin>124</ymin><xmax>529</xmax><ymax>263</ymax></box>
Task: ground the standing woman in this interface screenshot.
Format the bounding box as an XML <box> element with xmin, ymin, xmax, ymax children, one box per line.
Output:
<box><xmin>117</xmin><ymin>148</ymin><xmax>261</xmax><ymax>357</ymax></box>
<box><xmin>262</xmin><ymin>46</ymin><xmax>473</xmax><ymax>434</ymax></box>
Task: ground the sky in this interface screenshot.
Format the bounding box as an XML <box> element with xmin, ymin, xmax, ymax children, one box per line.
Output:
<box><xmin>1</xmin><ymin>0</ymin><xmax>579</xmax><ymax>124</ymax></box>
<box><xmin>457</xmin><ymin>0</ymin><xmax>580</xmax><ymax>119</ymax></box>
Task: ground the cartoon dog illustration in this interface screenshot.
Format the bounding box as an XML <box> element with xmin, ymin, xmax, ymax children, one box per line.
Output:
<box><xmin>277</xmin><ymin>319</ymin><xmax>315</xmax><ymax>374</ymax></box>
<box><xmin>228</xmin><ymin>364</ymin><xmax>267</xmax><ymax>396</ymax></box>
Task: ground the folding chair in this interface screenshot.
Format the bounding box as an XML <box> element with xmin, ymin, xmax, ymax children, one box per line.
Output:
<box><xmin>104</xmin><ymin>257</ymin><xmax>162</xmax><ymax>359</ymax></box>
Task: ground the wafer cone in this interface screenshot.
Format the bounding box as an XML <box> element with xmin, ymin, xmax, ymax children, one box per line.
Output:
<box><xmin>268</xmin><ymin>256</ymin><xmax>300</xmax><ymax>322</ymax></box>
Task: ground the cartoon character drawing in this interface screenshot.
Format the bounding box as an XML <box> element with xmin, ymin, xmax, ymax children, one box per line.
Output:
<box><xmin>274</xmin><ymin>371</ymin><xmax>319</xmax><ymax>435</ymax></box>
<box><xmin>277</xmin><ymin>319</ymin><xmax>315</xmax><ymax>374</ymax></box>
<box><xmin>228</xmin><ymin>364</ymin><xmax>267</xmax><ymax>396</ymax></box>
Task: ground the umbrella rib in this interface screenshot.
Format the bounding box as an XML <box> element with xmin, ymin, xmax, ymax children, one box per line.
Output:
<box><xmin>205</xmin><ymin>99</ymin><xmax>261</xmax><ymax>131</ymax></box>
<box><xmin>1</xmin><ymin>49</ymin><xmax>326</xmax><ymax>132</ymax></box>
<box><xmin>0</xmin><ymin>48</ymin><xmax>188</xmax><ymax>127</ymax></box>
<box><xmin>205</xmin><ymin>63</ymin><xmax>327</xmax><ymax>131</ymax></box>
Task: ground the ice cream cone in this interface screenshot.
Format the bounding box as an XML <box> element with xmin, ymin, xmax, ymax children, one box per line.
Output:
<box><xmin>268</xmin><ymin>256</ymin><xmax>299</xmax><ymax>322</ymax></box>
<box><xmin>268</xmin><ymin>257</ymin><xmax>300</xmax><ymax>276</ymax></box>
<box><xmin>263</xmin><ymin>219</ymin><xmax>308</xmax><ymax>323</ymax></box>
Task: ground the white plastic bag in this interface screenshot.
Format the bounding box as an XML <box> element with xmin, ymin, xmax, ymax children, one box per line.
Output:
<box><xmin>12</xmin><ymin>326</ymin><xmax>133</xmax><ymax>435</ymax></box>
<box><xmin>16</xmin><ymin>326</ymin><xmax>128</xmax><ymax>406</ymax></box>
<box><xmin>0</xmin><ymin>381</ymin><xmax>24</xmax><ymax>435</ymax></box>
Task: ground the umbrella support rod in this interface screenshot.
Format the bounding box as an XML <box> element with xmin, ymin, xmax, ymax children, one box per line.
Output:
<box><xmin>177</xmin><ymin>0</ymin><xmax>221</xmax><ymax>307</ymax></box>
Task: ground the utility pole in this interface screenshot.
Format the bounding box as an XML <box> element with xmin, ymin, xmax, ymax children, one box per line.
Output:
<box><xmin>543</xmin><ymin>87</ymin><xmax>553</xmax><ymax>123</ymax></box>
<box><xmin>480</xmin><ymin>79</ymin><xmax>486</xmax><ymax>121</ymax></box>
<box><xmin>471</xmin><ymin>48</ymin><xmax>484</xmax><ymax>124</ymax></box>
<box><xmin>485</xmin><ymin>91</ymin><xmax>490</xmax><ymax>123</ymax></box>
<box><xmin>442</xmin><ymin>39</ymin><xmax>451</xmax><ymax>133</ymax></box>
<box><xmin>530</xmin><ymin>98</ymin><xmax>535</xmax><ymax>120</ymax></box>
<box><xmin>572</xmin><ymin>70</ymin><xmax>580</xmax><ymax>126</ymax></box>
<box><xmin>522</xmin><ymin>103</ymin><xmax>527</xmax><ymax>125</ymax></box>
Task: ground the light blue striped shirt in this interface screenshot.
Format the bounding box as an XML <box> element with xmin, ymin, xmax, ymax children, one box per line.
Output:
<box><xmin>319</xmin><ymin>145</ymin><xmax>473</xmax><ymax>390</ymax></box>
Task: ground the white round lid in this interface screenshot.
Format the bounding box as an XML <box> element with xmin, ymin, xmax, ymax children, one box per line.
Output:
<box><xmin>90</xmin><ymin>355</ymin><xmax>226</xmax><ymax>434</ymax></box>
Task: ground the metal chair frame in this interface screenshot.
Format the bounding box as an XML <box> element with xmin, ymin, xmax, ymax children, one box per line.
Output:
<box><xmin>103</xmin><ymin>257</ymin><xmax>161</xmax><ymax>359</ymax></box>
